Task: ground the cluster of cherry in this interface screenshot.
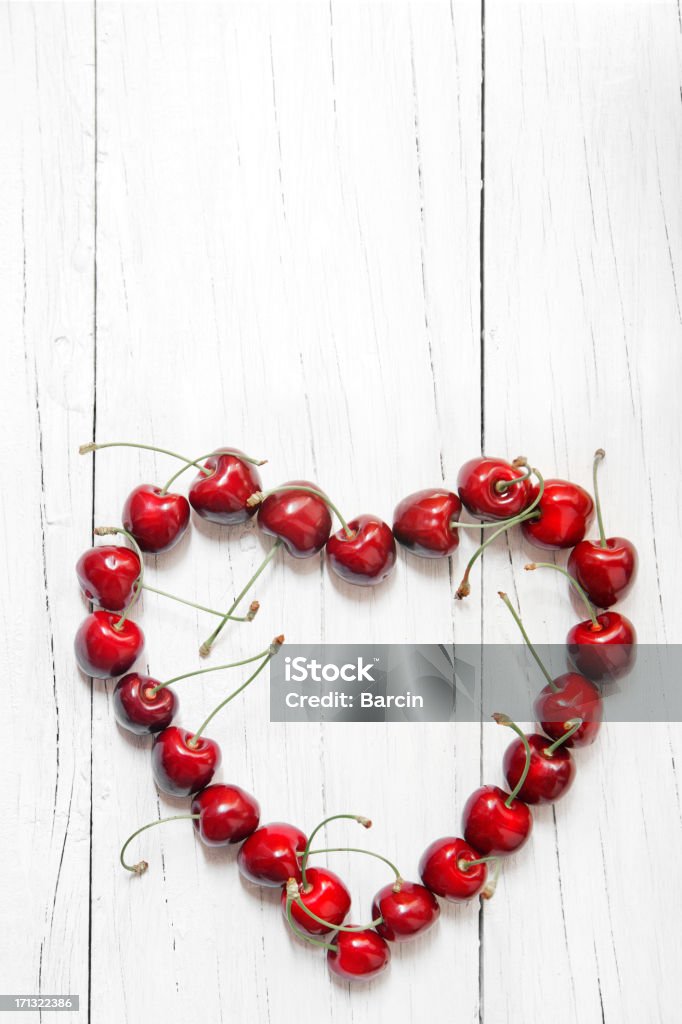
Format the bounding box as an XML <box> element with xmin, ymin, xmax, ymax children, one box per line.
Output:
<box><xmin>74</xmin><ymin>441</ymin><xmax>636</xmax><ymax>981</ymax></box>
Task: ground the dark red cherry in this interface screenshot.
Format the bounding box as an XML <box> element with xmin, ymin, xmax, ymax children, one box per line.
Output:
<box><xmin>237</xmin><ymin>822</ymin><xmax>307</xmax><ymax>886</ymax></box>
<box><xmin>113</xmin><ymin>673</ymin><xmax>177</xmax><ymax>734</ymax></box>
<box><xmin>257</xmin><ymin>481</ymin><xmax>332</xmax><ymax>557</ymax></box>
<box><xmin>191</xmin><ymin>784</ymin><xmax>260</xmax><ymax>846</ymax></box>
<box><xmin>462</xmin><ymin>785</ymin><xmax>532</xmax><ymax>856</ymax></box>
<box><xmin>568</xmin><ymin>537</ymin><xmax>637</xmax><ymax>609</ymax></box>
<box><xmin>327</xmin><ymin>929</ymin><xmax>391</xmax><ymax>981</ymax></box>
<box><xmin>419</xmin><ymin>836</ymin><xmax>488</xmax><ymax>902</ymax></box>
<box><xmin>567</xmin><ymin>612</ymin><xmax>636</xmax><ymax>682</ymax></box>
<box><xmin>326</xmin><ymin>515</ymin><xmax>397</xmax><ymax>587</ymax></box>
<box><xmin>534</xmin><ymin>672</ymin><xmax>602</xmax><ymax>747</ymax></box>
<box><xmin>76</xmin><ymin>545</ymin><xmax>141</xmax><ymax>611</ymax></box>
<box><xmin>521</xmin><ymin>479</ymin><xmax>594</xmax><ymax>550</ymax></box>
<box><xmin>392</xmin><ymin>489</ymin><xmax>460</xmax><ymax>558</ymax></box>
<box><xmin>503</xmin><ymin>734</ymin><xmax>576</xmax><ymax>805</ymax></box>
<box><xmin>281</xmin><ymin>868</ymin><xmax>351</xmax><ymax>935</ymax></box>
<box><xmin>122</xmin><ymin>484</ymin><xmax>190</xmax><ymax>553</ymax></box>
<box><xmin>457</xmin><ymin>456</ymin><xmax>533</xmax><ymax>521</ymax></box>
<box><xmin>189</xmin><ymin>449</ymin><xmax>262</xmax><ymax>525</ymax></box>
<box><xmin>74</xmin><ymin>611</ymin><xmax>145</xmax><ymax>678</ymax></box>
<box><xmin>151</xmin><ymin>726</ymin><xmax>220</xmax><ymax>797</ymax></box>
<box><xmin>371</xmin><ymin>881</ymin><xmax>440</xmax><ymax>941</ymax></box>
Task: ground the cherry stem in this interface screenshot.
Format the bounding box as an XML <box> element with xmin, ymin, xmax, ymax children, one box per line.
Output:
<box><xmin>498</xmin><ymin>591</ymin><xmax>558</xmax><ymax>692</ymax></box>
<box><xmin>458</xmin><ymin>854</ymin><xmax>499</xmax><ymax>871</ymax></box>
<box><xmin>545</xmin><ymin>718</ymin><xmax>583</xmax><ymax>755</ymax></box>
<box><xmin>248</xmin><ymin>485</ymin><xmax>353</xmax><ymax>539</ymax></box>
<box><xmin>150</xmin><ymin>647</ymin><xmax>273</xmax><ymax>695</ymax></box>
<box><xmin>93</xmin><ymin>527</ymin><xmax>145</xmax><ymax>630</ymax></box>
<box><xmin>481</xmin><ymin>858</ymin><xmax>502</xmax><ymax>900</ymax></box>
<box><xmin>593</xmin><ymin>448</ymin><xmax>607</xmax><ymax>548</ymax></box>
<box><xmin>495</xmin><ymin>465</ymin><xmax>533</xmax><ymax>493</ymax></box>
<box><xmin>306</xmin><ymin>846</ymin><xmax>403</xmax><ymax>892</ymax></box>
<box><xmin>200</xmin><ymin>540</ymin><xmax>282</xmax><ymax>657</ymax></box>
<box><xmin>455</xmin><ymin>469</ymin><xmax>545</xmax><ymax>599</ymax></box>
<box><xmin>80</xmin><ymin>441</ymin><xmax>213</xmax><ymax>480</ymax></box>
<box><xmin>525</xmin><ymin>562</ymin><xmax>600</xmax><ymax>630</ymax></box>
<box><xmin>291</xmin><ymin>893</ymin><xmax>383</xmax><ymax>933</ymax></box>
<box><xmin>189</xmin><ymin>638</ymin><xmax>284</xmax><ymax>745</ymax></box>
<box><xmin>160</xmin><ymin>447</ymin><xmax>267</xmax><ymax>495</ymax></box>
<box><xmin>284</xmin><ymin>890</ymin><xmax>338</xmax><ymax>951</ymax></box>
<box><xmin>300</xmin><ymin>814</ymin><xmax>372</xmax><ymax>890</ymax></box>
<box><xmin>120</xmin><ymin>814</ymin><xmax>199</xmax><ymax>873</ymax></box>
<box><xmin>492</xmin><ymin>713</ymin><xmax>533</xmax><ymax>807</ymax></box>
<box><xmin>140</xmin><ymin>583</ymin><xmax>257</xmax><ymax>620</ymax></box>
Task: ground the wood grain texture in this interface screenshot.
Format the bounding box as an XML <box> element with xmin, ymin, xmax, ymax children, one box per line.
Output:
<box><xmin>2</xmin><ymin>1</ymin><xmax>681</xmax><ymax>1022</ymax></box>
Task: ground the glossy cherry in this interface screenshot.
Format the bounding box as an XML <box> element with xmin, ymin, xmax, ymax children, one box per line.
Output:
<box><xmin>74</xmin><ymin>611</ymin><xmax>145</xmax><ymax>678</ymax></box>
<box><xmin>113</xmin><ymin>673</ymin><xmax>177</xmax><ymax>734</ymax></box>
<box><xmin>462</xmin><ymin>786</ymin><xmax>532</xmax><ymax>856</ymax></box>
<box><xmin>191</xmin><ymin>784</ymin><xmax>260</xmax><ymax>846</ymax></box>
<box><xmin>567</xmin><ymin>611</ymin><xmax>636</xmax><ymax>682</ymax></box>
<box><xmin>418</xmin><ymin>836</ymin><xmax>488</xmax><ymax>902</ymax></box>
<box><xmin>327</xmin><ymin>929</ymin><xmax>391</xmax><ymax>982</ymax></box>
<box><xmin>237</xmin><ymin>822</ymin><xmax>307</xmax><ymax>887</ymax></box>
<box><xmin>392</xmin><ymin>489</ymin><xmax>460</xmax><ymax>558</ymax></box>
<box><xmin>257</xmin><ymin>481</ymin><xmax>332</xmax><ymax>557</ymax></box>
<box><xmin>189</xmin><ymin>449</ymin><xmax>263</xmax><ymax>525</ymax></box>
<box><xmin>326</xmin><ymin>515</ymin><xmax>397</xmax><ymax>587</ymax></box>
<box><xmin>76</xmin><ymin>545</ymin><xmax>141</xmax><ymax>611</ymax></box>
<box><xmin>568</xmin><ymin>538</ymin><xmax>637</xmax><ymax>609</ymax></box>
<box><xmin>534</xmin><ymin>673</ymin><xmax>602</xmax><ymax>746</ymax></box>
<box><xmin>457</xmin><ymin>456</ymin><xmax>533</xmax><ymax>521</ymax></box>
<box><xmin>503</xmin><ymin>734</ymin><xmax>576</xmax><ymax>804</ymax></box>
<box><xmin>521</xmin><ymin>479</ymin><xmax>594</xmax><ymax>550</ymax></box>
<box><xmin>371</xmin><ymin>881</ymin><xmax>439</xmax><ymax>941</ymax></box>
<box><xmin>122</xmin><ymin>484</ymin><xmax>190</xmax><ymax>553</ymax></box>
<box><xmin>281</xmin><ymin>868</ymin><xmax>351</xmax><ymax>936</ymax></box>
<box><xmin>151</xmin><ymin>726</ymin><xmax>220</xmax><ymax>797</ymax></box>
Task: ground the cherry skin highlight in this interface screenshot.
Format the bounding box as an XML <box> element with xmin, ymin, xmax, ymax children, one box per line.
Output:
<box><xmin>122</xmin><ymin>484</ymin><xmax>190</xmax><ymax>553</ymax></box>
<box><xmin>534</xmin><ymin>672</ymin><xmax>602</xmax><ymax>747</ymax></box>
<box><xmin>281</xmin><ymin>868</ymin><xmax>351</xmax><ymax>936</ymax></box>
<box><xmin>503</xmin><ymin>734</ymin><xmax>576</xmax><ymax>805</ymax></box>
<box><xmin>74</xmin><ymin>611</ymin><xmax>144</xmax><ymax>678</ymax></box>
<box><xmin>257</xmin><ymin>481</ymin><xmax>332</xmax><ymax>557</ymax></box>
<box><xmin>371</xmin><ymin>881</ymin><xmax>440</xmax><ymax>941</ymax></box>
<box><xmin>457</xmin><ymin>456</ymin><xmax>532</xmax><ymax>521</ymax></box>
<box><xmin>566</xmin><ymin>611</ymin><xmax>636</xmax><ymax>682</ymax></box>
<box><xmin>326</xmin><ymin>515</ymin><xmax>397</xmax><ymax>587</ymax></box>
<box><xmin>189</xmin><ymin>450</ymin><xmax>263</xmax><ymax>525</ymax></box>
<box><xmin>237</xmin><ymin>822</ymin><xmax>307</xmax><ymax>886</ymax></box>
<box><xmin>76</xmin><ymin>545</ymin><xmax>141</xmax><ymax>611</ymax></box>
<box><xmin>419</xmin><ymin>837</ymin><xmax>488</xmax><ymax>902</ymax></box>
<box><xmin>568</xmin><ymin>537</ymin><xmax>637</xmax><ymax>609</ymax></box>
<box><xmin>190</xmin><ymin>784</ymin><xmax>260</xmax><ymax>846</ymax></box>
<box><xmin>392</xmin><ymin>489</ymin><xmax>461</xmax><ymax>558</ymax></box>
<box><xmin>327</xmin><ymin>929</ymin><xmax>391</xmax><ymax>982</ymax></box>
<box><xmin>113</xmin><ymin>673</ymin><xmax>177</xmax><ymax>734</ymax></box>
<box><xmin>521</xmin><ymin>479</ymin><xmax>594</xmax><ymax>550</ymax></box>
<box><xmin>151</xmin><ymin>726</ymin><xmax>220</xmax><ymax>797</ymax></box>
<box><xmin>462</xmin><ymin>785</ymin><xmax>533</xmax><ymax>856</ymax></box>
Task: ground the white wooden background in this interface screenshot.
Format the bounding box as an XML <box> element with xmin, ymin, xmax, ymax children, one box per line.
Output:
<box><xmin>2</xmin><ymin>1</ymin><xmax>682</xmax><ymax>1021</ymax></box>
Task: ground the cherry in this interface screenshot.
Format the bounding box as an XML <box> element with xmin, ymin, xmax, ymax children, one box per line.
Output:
<box><xmin>238</xmin><ymin>822</ymin><xmax>307</xmax><ymax>886</ymax></box>
<box><xmin>502</xmin><ymin>733</ymin><xmax>576</xmax><ymax>805</ymax></box>
<box><xmin>457</xmin><ymin>456</ymin><xmax>533</xmax><ymax>521</ymax></box>
<box><xmin>189</xmin><ymin>449</ymin><xmax>263</xmax><ymax>525</ymax></box>
<box><xmin>371</xmin><ymin>881</ymin><xmax>440</xmax><ymax>941</ymax></box>
<box><xmin>76</xmin><ymin>544</ymin><xmax>140</xmax><ymax>611</ymax></box>
<box><xmin>521</xmin><ymin>478</ymin><xmax>594</xmax><ymax>550</ymax></box>
<box><xmin>326</xmin><ymin>929</ymin><xmax>391</xmax><ymax>982</ymax></box>
<box><xmin>191</xmin><ymin>784</ymin><xmax>260</xmax><ymax>845</ymax></box>
<box><xmin>392</xmin><ymin>489</ymin><xmax>461</xmax><ymax>558</ymax></box>
<box><xmin>534</xmin><ymin>673</ymin><xmax>602</xmax><ymax>747</ymax></box>
<box><xmin>418</xmin><ymin>837</ymin><xmax>489</xmax><ymax>902</ymax></box>
<box><xmin>113</xmin><ymin>673</ymin><xmax>177</xmax><ymax>734</ymax></box>
<box><xmin>255</xmin><ymin>481</ymin><xmax>333</xmax><ymax>557</ymax></box>
<box><xmin>122</xmin><ymin>484</ymin><xmax>190</xmax><ymax>553</ymax></box>
<box><xmin>326</xmin><ymin>515</ymin><xmax>397</xmax><ymax>587</ymax></box>
<box><xmin>567</xmin><ymin>611</ymin><xmax>636</xmax><ymax>682</ymax></box>
<box><xmin>281</xmin><ymin>868</ymin><xmax>351</xmax><ymax>935</ymax></box>
<box><xmin>462</xmin><ymin>785</ymin><xmax>532</xmax><ymax>856</ymax></box>
<box><xmin>74</xmin><ymin>610</ymin><xmax>144</xmax><ymax>678</ymax></box>
<box><xmin>151</xmin><ymin>726</ymin><xmax>220</xmax><ymax>797</ymax></box>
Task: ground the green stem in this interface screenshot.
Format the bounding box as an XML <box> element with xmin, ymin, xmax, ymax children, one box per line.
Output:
<box><xmin>249</xmin><ymin>485</ymin><xmax>353</xmax><ymax>539</ymax></box>
<box><xmin>306</xmin><ymin>846</ymin><xmax>403</xmax><ymax>890</ymax></box>
<box><xmin>284</xmin><ymin>890</ymin><xmax>337</xmax><ymax>951</ymax></box>
<box><xmin>80</xmin><ymin>441</ymin><xmax>213</xmax><ymax>479</ymax></box>
<box><xmin>140</xmin><ymin>582</ymin><xmax>251</xmax><ymax>619</ymax></box>
<box><xmin>495</xmin><ymin>465</ymin><xmax>533</xmax><ymax>492</ymax></box>
<box><xmin>200</xmin><ymin>540</ymin><xmax>282</xmax><ymax>657</ymax></box>
<box><xmin>293</xmin><ymin>896</ymin><xmax>382</xmax><ymax>933</ymax></box>
<box><xmin>498</xmin><ymin>591</ymin><xmax>557</xmax><ymax>692</ymax></box>
<box><xmin>120</xmin><ymin>815</ymin><xmax>199</xmax><ymax>873</ymax></box>
<box><xmin>160</xmin><ymin>447</ymin><xmax>266</xmax><ymax>495</ymax></box>
<box><xmin>545</xmin><ymin>718</ymin><xmax>583</xmax><ymax>755</ymax></box>
<box><xmin>458</xmin><ymin>854</ymin><xmax>499</xmax><ymax>870</ymax></box>
<box><xmin>492</xmin><ymin>713</ymin><xmax>533</xmax><ymax>807</ymax></box>
<box><xmin>593</xmin><ymin>448</ymin><xmax>607</xmax><ymax>548</ymax></box>
<box><xmin>150</xmin><ymin>647</ymin><xmax>273</xmax><ymax>695</ymax></box>
<box><xmin>300</xmin><ymin>814</ymin><xmax>371</xmax><ymax>890</ymax></box>
<box><xmin>525</xmin><ymin>562</ymin><xmax>600</xmax><ymax>629</ymax></box>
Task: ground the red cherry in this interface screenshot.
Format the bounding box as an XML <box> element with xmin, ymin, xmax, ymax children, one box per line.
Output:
<box><xmin>327</xmin><ymin>929</ymin><xmax>391</xmax><ymax>981</ymax></box>
<box><xmin>568</xmin><ymin>537</ymin><xmax>637</xmax><ymax>609</ymax></box>
<box><xmin>371</xmin><ymin>881</ymin><xmax>440</xmax><ymax>941</ymax></box>
<box><xmin>237</xmin><ymin>822</ymin><xmax>307</xmax><ymax>886</ymax></box>
<box><xmin>191</xmin><ymin>784</ymin><xmax>260</xmax><ymax>846</ymax></box>
<box><xmin>257</xmin><ymin>481</ymin><xmax>332</xmax><ymax>557</ymax></box>
<box><xmin>534</xmin><ymin>672</ymin><xmax>602</xmax><ymax>747</ymax></box>
<box><xmin>76</xmin><ymin>545</ymin><xmax>141</xmax><ymax>611</ymax></box>
<box><xmin>326</xmin><ymin>515</ymin><xmax>397</xmax><ymax>587</ymax></box>
<box><xmin>281</xmin><ymin>868</ymin><xmax>351</xmax><ymax>935</ymax></box>
<box><xmin>503</xmin><ymin>734</ymin><xmax>576</xmax><ymax>805</ymax></box>
<box><xmin>392</xmin><ymin>489</ymin><xmax>461</xmax><ymax>558</ymax></box>
<box><xmin>74</xmin><ymin>611</ymin><xmax>144</xmax><ymax>678</ymax></box>
<box><xmin>151</xmin><ymin>726</ymin><xmax>220</xmax><ymax>797</ymax></box>
<box><xmin>189</xmin><ymin>450</ymin><xmax>262</xmax><ymax>525</ymax></box>
<box><xmin>567</xmin><ymin>611</ymin><xmax>636</xmax><ymax>682</ymax></box>
<box><xmin>521</xmin><ymin>479</ymin><xmax>594</xmax><ymax>550</ymax></box>
<box><xmin>113</xmin><ymin>673</ymin><xmax>177</xmax><ymax>734</ymax></box>
<box><xmin>462</xmin><ymin>785</ymin><xmax>533</xmax><ymax>856</ymax></box>
<box><xmin>457</xmin><ymin>456</ymin><xmax>533</xmax><ymax>521</ymax></box>
<box><xmin>418</xmin><ymin>837</ymin><xmax>488</xmax><ymax>902</ymax></box>
<box><xmin>122</xmin><ymin>484</ymin><xmax>190</xmax><ymax>553</ymax></box>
